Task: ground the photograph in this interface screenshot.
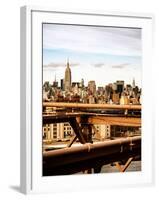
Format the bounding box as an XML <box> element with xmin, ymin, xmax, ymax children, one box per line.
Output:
<box><xmin>42</xmin><ymin>23</ymin><xmax>142</xmax><ymax>176</ymax></box>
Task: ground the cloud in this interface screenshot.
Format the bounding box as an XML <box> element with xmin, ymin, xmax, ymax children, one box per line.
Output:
<box><xmin>111</xmin><ymin>63</ymin><xmax>130</xmax><ymax>69</ymax></box>
<box><xmin>43</xmin><ymin>62</ymin><xmax>79</xmax><ymax>69</ymax></box>
<box><xmin>93</xmin><ymin>63</ymin><xmax>105</xmax><ymax>68</ymax></box>
<box><xmin>43</xmin><ymin>62</ymin><xmax>64</xmax><ymax>68</ymax></box>
<box><xmin>43</xmin><ymin>24</ymin><xmax>142</xmax><ymax>57</ymax></box>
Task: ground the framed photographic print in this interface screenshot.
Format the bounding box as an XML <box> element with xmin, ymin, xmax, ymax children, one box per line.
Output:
<box><xmin>20</xmin><ymin>6</ymin><xmax>154</xmax><ymax>194</ymax></box>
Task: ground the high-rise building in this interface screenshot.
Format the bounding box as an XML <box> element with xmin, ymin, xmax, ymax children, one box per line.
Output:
<box><xmin>94</xmin><ymin>124</ymin><xmax>111</xmax><ymax>140</ymax></box>
<box><xmin>72</xmin><ymin>82</ymin><xmax>80</xmax><ymax>88</ymax></box>
<box><xmin>80</xmin><ymin>78</ymin><xmax>84</xmax><ymax>88</ymax></box>
<box><xmin>112</xmin><ymin>92</ymin><xmax>120</xmax><ymax>104</ymax></box>
<box><xmin>64</xmin><ymin>59</ymin><xmax>72</xmax><ymax>91</ymax></box>
<box><xmin>112</xmin><ymin>83</ymin><xmax>117</xmax><ymax>91</ymax></box>
<box><xmin>43</xmin><ymin>123</ymin><xmax>74</xmax><ymax>142</ymax></box>
<box><xmin>116</xmin><ymin>80</ymin><xmax>124</xmax><ymax>95</ymax></box>
<box><xmin>60</xmin><ymin>79</ymin><xmax>64</xmax><ymax>90</ymax></box>
<box><xmin>88</xmin><ymin>80</ymin><xmax>96</xmax><ymax>94</ymax></box>
<box><xmin>97</xmin><ymin>87</ymin><xmax>104</xmax><ymax>95</ymax></box>
<box><xmin>73</xmin><ymin>83</ymin><xmax>79</xmax><ymax>94</ymax></box>
<box><xmin>53</xmin><ymin>74</ymin><xmax>58</xmax><ymax>88</ymax></box>
<box><xmin>132</xmin><ymin>78</ymin><xmax>135</xmax><ymax>88</ymax></box>
<box><xmin>120</xmin><ymin>95</ymin><xmax>130</xmax><ymax>105</ymax></box>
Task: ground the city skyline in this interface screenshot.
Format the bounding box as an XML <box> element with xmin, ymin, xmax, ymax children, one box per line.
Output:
<box><xmin>43</xmin><ymin>59</ymin><xmax>140</xmax><ymax>89</ymax></box>
<box><xmin>43</xmin><ymin>24</ymin><xmax>142</xmax><ymax>87</ymax></box>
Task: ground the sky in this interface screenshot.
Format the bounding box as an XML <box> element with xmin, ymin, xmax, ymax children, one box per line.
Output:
<box><xmin>43</xmin><ymin>24</ymin><xmax>142</xmax><ymax>88</ymax></box>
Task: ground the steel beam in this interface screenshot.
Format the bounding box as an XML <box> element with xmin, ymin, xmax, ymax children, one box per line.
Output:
<box><xmin>67</xmin><ymin>135</ymin><xmax>77</xmax><ymax>147</ymax></box>
<box><xmin>43</xmin><ymin>149</ymin><xmax>141</xmax><ymax>176</ymax></box>
<box><xmin>43</xmin><ymin>114</ymin><xmax>141</xmax><ymax>127</ymax></box>
<box><xmin>88</xmin><ymin>116</ymin><xmax>141</xmax><ymax>127</ymax></box>
<box><xmin>115</xmin><ymin>157</ymin><xmax>133</xmax><ymax>172</ymax></box>
<box><xmin>43</xmin><ymin>102</ymin><xmax>141</xmax><ymax>110</ymax></box>
<box><xmin>43</xmin><ymin>115</ymin><xmax>77</xmax><ymax>124</ymax></box>
<box><xmin>43</xmin><ymin>136</ymin><xmax>141</xmax><ymax>175</ymax></box>
<box><xmin>69</xmin><ymin>118</ymin><xmax>86</xmax><ymax>144</ymax></box>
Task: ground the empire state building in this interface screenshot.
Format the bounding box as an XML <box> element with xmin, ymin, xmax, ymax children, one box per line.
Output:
<box><xmin>64</xmin><ymin>59</ymin><xmax>72</xmax><ymax>91</ymax></box>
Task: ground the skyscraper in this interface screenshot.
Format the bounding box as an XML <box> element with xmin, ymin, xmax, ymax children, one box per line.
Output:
<box><xmin>88</xmin><ymin>80</ymin><xmax>96</xmax><ymax>94</ymax></box>
<box><xmin>64</xmin><ymin>59</ymin><xmax>72</xmax><ymax>91</ymax></box>
<box><xmin>132</xmin><ymin>78</ymin><xmax>135</xmax><ymax>88</ymax></box>
<box><xmin>61</xmin><ymin>79</ymin><xmax>64</xmax><ymax>90</ymax></box>
<box><xmin>53</xmin><ymin>74</ymin><xmax>58</xmax><ymax>88</ymax></box>
<box><xmin>116</xmin><ymin>80</ymin><xmax>124</xmax><ymax>94</ymax></box>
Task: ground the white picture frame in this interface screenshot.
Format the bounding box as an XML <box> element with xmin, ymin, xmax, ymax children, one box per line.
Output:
<box><xmin>20</xmin><ymin>6</ymin><xmax>154</xmax><ymax>194</ymax></box>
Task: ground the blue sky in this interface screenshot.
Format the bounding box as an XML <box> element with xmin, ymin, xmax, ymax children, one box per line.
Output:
<box><xmin>43</xmin><ymin>24</ymin><xmax>142</xmax><ymax>87</ymax></box>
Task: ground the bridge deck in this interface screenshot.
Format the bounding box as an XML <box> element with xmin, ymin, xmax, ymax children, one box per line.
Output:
<box><xmin>42</xmin><ymin>104</ymin><xmax>141</xmax><ymax>175</ymax></box>
<box><xmin>43</xmin><ymin>113</ymin><xmax>141</xmax><ymax>127</ymax></box>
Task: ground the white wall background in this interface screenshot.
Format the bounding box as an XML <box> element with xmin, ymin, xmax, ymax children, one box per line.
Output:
<box><xmin>0</xmin><ymin>0</ymin><xmax>158</xmax><ymax>199</ymax></box>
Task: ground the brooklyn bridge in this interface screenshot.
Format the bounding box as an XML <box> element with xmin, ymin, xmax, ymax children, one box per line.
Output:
<box><xmin>42</xmin><ymin>102</ymin><xmax>141</xmax><ymax>176</ymax></box>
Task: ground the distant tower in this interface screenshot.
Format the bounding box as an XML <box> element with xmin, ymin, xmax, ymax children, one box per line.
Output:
<box><xmin>53</xmin><ymin>73</ymin><xmax>58</xmax><ymax>87</ymax></box>
<box><xmin>132</xmin><ymin>78</ymin><xmax>135</xmax><ymax>88</ymax></box>
<box><xmin>64</xmin><ymin>58</ymin><xmax>72</xmax><ymax>91</ymax></box>
<box><xmin>80</xmin><ymin>78</ymin><xmax>84</xmax><ymax>88</ymax></box>
<box><xmin>61</xmin><ymin>79</ymin><xmax>64</xmax><ymax>90</ymax></box>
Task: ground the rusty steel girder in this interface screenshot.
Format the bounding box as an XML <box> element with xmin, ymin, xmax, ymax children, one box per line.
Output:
<box><xmin>43</xmin><ymin>136</ymin><xmax>141</xmax><ymax>176</ymax></box>
<box><xmin>43</xmin><ymin>102</ymin><xmax>141</xmax><ymax>110</ymax></box>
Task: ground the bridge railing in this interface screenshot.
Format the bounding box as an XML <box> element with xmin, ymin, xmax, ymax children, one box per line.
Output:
<box><xmin>43</xmin><ymin>135</ymin><xmax>141</xmax><ymax>175</ymax></box>
<box><xmin>42</xmin><ymin>102</ymin><xmax>142</xmax><ymax>175</ymax></box>
<box><xmin>43</xmin><ymin>102</ymin><xmax>141</xmax><ymax>110</ymax></box>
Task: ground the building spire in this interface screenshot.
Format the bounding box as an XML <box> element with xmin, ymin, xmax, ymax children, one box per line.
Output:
<box><xmin>67</xmin><ymin>58</ymin><xmax>69</xmax><ymax>68</ymax></box>
<box><xmin>64</xmin><ymin>57</ymin><xmax>72</xmax><ymax>91</ymax></box>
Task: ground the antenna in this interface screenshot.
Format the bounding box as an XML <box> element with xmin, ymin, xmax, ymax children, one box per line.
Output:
<box><xmin>67</xmin><ymin>57</ymin><xmax>69</xmax><ymax>68</ymax></box>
